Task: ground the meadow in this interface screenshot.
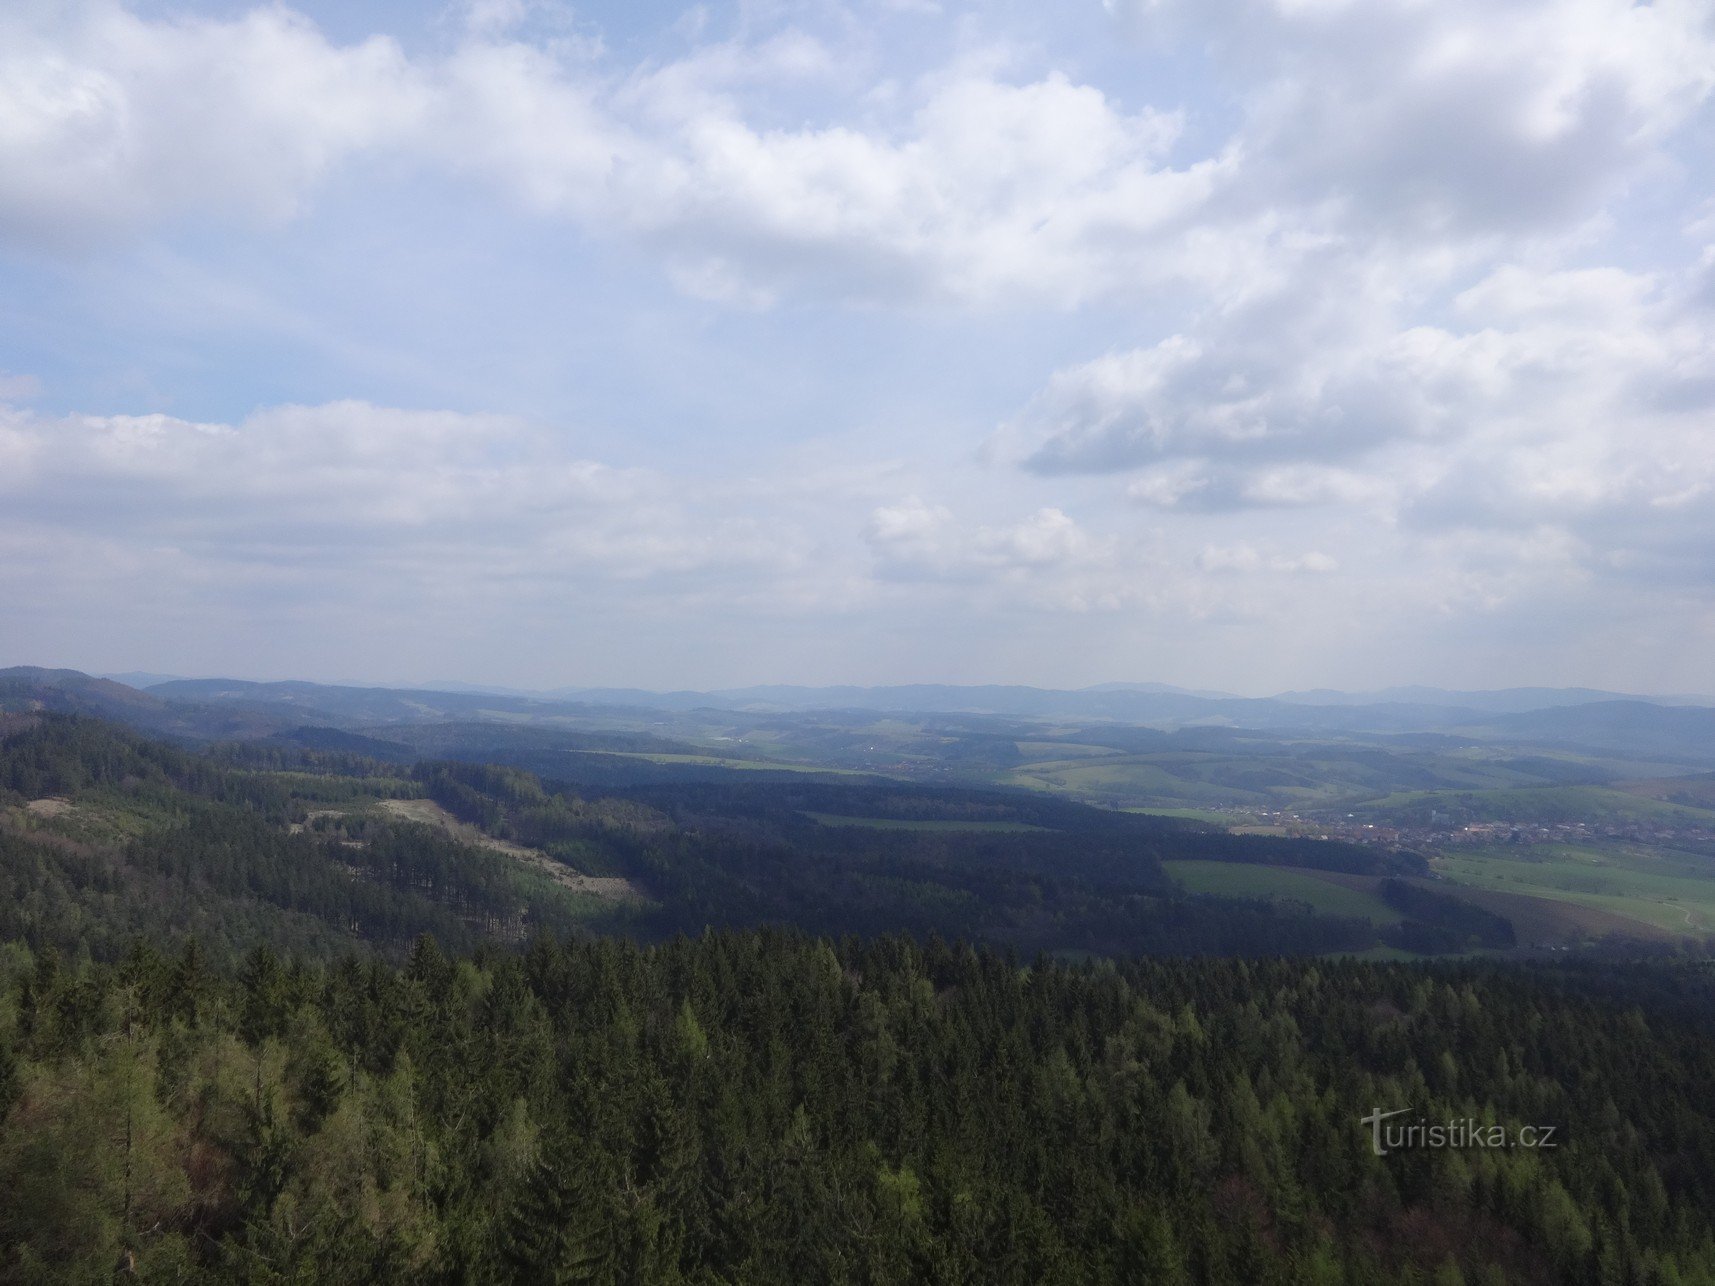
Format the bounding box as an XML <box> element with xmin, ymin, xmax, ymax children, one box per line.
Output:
<box><xmin>1434</xmin><ymin>842</ymin><xmax>1715</xmax><ymax>937</ymax></box>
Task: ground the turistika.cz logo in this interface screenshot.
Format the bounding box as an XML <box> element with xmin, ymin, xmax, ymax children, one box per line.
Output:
<box><xmin>1361</xmin><ymin>1108</ymin><xmax>1559</xmax><ymax>1157</ymax></box>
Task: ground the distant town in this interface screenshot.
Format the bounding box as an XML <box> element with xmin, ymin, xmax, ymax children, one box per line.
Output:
<box><xmin>1217</xmin><ymin>808</ymin><xmax>1715</xmax><ymax>854</ymax></box>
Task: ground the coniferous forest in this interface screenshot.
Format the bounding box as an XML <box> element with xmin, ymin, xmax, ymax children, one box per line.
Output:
<box><xmin>4</xmin><ymin>713</ymin><xmax>1715</xmax><ymax>1282</ymax></box>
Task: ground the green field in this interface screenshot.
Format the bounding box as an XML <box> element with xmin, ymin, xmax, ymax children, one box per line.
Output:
<box><xmin>1124</xmin><ymin>806</ymin><xmax>1238</xmax><ymax>825</ymax></box>
<box><xmin>1013</xmin><ymin>741</ymin><xmax>1122</xmax><ymax>760</ymax></box>
<box><xmin>997</xmin><ymin>744</ymin><xmax>1618</xmax><ymax>812</ymax></box>
<box><xmin>1349</xmin><ymin>785</ymin><xmax>1715</xmax><ymax>827</ymax></box>
<box><xmin>1162</xmin><ymin>861</ymin><xmax>1404</xmax><ymax>923</ymax></box>
<box><xmin>804</xmin><ymin>812</ymin><xmax>1049</xmax><ymax>832</ymax></box>
<box><xmin>1322</xmin><ymin>945</ymin><xmax>1424</xmax><ymax>962</ymax></box>
<box><xmin>1435</xmin><ymin>843</ymin><xmax>1715</xmax><ymax>935</ymax></box>
<box><xmin>1002</xmin><ymin>756</ymin><xmax>1247</xmax><ymax>807</ymax></box>
<box><xmin>1616</xmin><ymin>773</ymin><xmax>1715</xmax><ymax>809</ymax></box>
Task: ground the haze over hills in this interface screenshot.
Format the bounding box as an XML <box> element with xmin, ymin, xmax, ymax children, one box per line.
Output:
<box><xmin>1272</xmin><ymin>685</ymin><xmax>1715</xmax><ymax>712</ymax></box>
<box><xmin>80</xmin><ymin>668</ymin><xmax>1715</xmax><ymax>723</ymax></box>
<box><xmin>9</xmin><ymin>664</ymin><xmax>1715</xmax><ymax>1282</ymax></box>
<box><xmin>134</xmin><ymin>672</ymin><xmax>1715</xmax><ymax>722</ymax></box>
<box><xmin>7</xmin><ymin>666</ymin><xmax>1715</xmax><ymax>772</ymax></box>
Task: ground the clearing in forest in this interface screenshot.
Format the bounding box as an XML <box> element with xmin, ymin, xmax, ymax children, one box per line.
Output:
<box><xmin>379</xmin><ymin>798</ymin><xmax>642</xmax><ymax>902</ymax></box>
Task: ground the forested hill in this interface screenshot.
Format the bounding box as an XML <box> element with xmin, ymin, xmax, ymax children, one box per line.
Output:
<box><xmin>0</xmin><ymin>715</ymin><xmax>607</xmax><ymax>960</ymax></box>
<box><xmin>0</xmin><ymin>714</ymin><xmax>1454</xmax><ymax>963</ymax></box>
<box><xmin>4</xmin><ymin>933</ymin><xmax>1715</xmax><ymax>1282</ymax></box>
<box><xmin>3</xmin><ymin>715</ymin><xmax>1715</xmax><ymax>1282</ymax></box>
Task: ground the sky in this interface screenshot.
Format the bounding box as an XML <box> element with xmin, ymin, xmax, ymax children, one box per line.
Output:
<box><xmin>2</xmin><ymin>0</ymin><xmax>1714</xmax><ymax>694</ymax></box>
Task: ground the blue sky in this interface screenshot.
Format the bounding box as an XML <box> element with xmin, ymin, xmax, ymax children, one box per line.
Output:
<box><xmin>2</xmin><ymin>0</ymin><xmax>1713</xmax><ymax>693</ymax></box>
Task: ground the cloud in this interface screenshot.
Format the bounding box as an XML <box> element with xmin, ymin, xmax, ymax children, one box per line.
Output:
<box><xmin>0</xmin><ymin>373</ymin><xmax>41</xmax><ymax>401</ymax></box>
<box><xmin>1197</xmin><ymin>543</ymin><xmax>1337</xmax><ymax>575</ymax></box>
<box><xmin>611</xmin><ymin>65</ymin><xmax>1215</xmax><ymax>306</ymax></box>
<box><xmin>4</xmin><ymin>1</ymin><xmax>1715</xmax><ymax>690</ymax></box>
<box><xmin>857</xmin><ymin>496</ymin><xmax>1334</xmax><ymax>612</ymax></box>
<box><xmin>1012</xmin><ymin>252</ymin><xmax>1715</xmax><ymax>604</ymax></box>
<box><xmin>1013</xmin><ymin>311</ymin><xmax>1465</xmax><ymax>476</ymax></box>
<box><xmin>866</xmin><ymin>498</ymin><xmax>1106</xmax><ymax>581</ymax></box>
<box><xmin>0</xmin><ymin>399</ymin><xmax>803</xmax><ymax>591</ymax></box>
<box><xmin>1126</xmin><ymin>462</ymin><xmax>1391</xmax><ymax>512</ymax></box>
<box><xmin>1130</xmin><ymin>0</ymin><xmax>1715</xmax><ymax>236</ymax></box>
<box><xmin>7</xmin><ymin>0</ymin><xmax>1708</xmax><ymax>310</ymax></box>
<box><xmin>0</xmin><ymin>3</ymin><xmax>1216</xmax><ymax>305</ymax></box>
<box><xmin>0</xmin><ymin>395</ymin><xmax>1307</xmax><ymax>634</ymax></box>
<box><xmin>0</xmin><ymin>5</ymin><xmax>428</xmax><ymax>246</ymax></box>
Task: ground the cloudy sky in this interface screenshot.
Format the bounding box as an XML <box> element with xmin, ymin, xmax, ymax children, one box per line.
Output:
<box><xmin>3</xmin><ymin>0</ymin><xmax>1714</xmax><ymax>693</ymax></box>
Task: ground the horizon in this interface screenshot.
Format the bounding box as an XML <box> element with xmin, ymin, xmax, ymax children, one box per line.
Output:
<box><xmin>4</xmin><ymin>1</ymin><xmax>1714</xmax><ymax>693</ymax></box>
<box><xmin>9</xmin><ymin>663</ymin><xmax>1711</xmax><ymax>707</ymax></box>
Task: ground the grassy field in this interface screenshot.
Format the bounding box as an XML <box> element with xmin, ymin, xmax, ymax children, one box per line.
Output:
<box><xmin>1349</xmin><ymin>785</ymin><xmax>1715</xmax><ymax>827</ymax></box>
<box><xmin>803</xmin><ymin>812</ymin><xmax>1050</xmax><ymax>833</ymax></box>
<box><xmin>1162</xmin><ymin>861</ymin><xmax>1405</xmax><ymax>923</ymax></box>
<box><xmin>1435</xmin><ymin>842</ymin><xmax>1715</xmax><ymax>936</ymax></box>
<box><xmin>1614</xmin><ymin>773</ymin><xmax>1715</xmax><ymax>809</ymax></box>
<box><xmin>1013</xmin><ymin>741</ymin><xmax>1122</xmax><ymax>760</ymax></box>
<box><xmin>996</xmin><ymin>745</ymin><xmax>1627</xmax><ymax>812</ymax></box>
<box><xmin>1002</xmin><ymin>757</ymin><xmax>1248</xmax><ymax>807</ymax></box>
<box><xmin>1123</xmin><ymin>806</ymin><xmax>1239</xmax><ymax>825</ymax></box>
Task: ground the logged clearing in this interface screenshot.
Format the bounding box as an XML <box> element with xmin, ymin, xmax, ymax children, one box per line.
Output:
<box><xmin>287</xmin><ymin>808</ymin><xmax>347</xmax><ymax>835</ymax></box>
<box><xmin>25</xmin><ymin>798</ymin><xmax>74</xmax><ymax>818</ymax></box>
<box><xmin>380</xmin><ymin>798</ymin><xmax>642</xmax><ymax>902</ymax></box>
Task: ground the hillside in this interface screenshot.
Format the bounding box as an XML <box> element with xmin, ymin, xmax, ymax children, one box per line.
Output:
<box><xmin>0</xmin><ymin>717</ymin><xmax>621</xmax><ymax>960</ymax></box>
<box><xmin>0</xmin><ymin>714</ymin><xmax>1496</xmax><ymax>964</ymax></box>
<box><xmin>1</xmin><ymin>712</ymin><xmax>1714</xmax><ymax>1283</ymax></box>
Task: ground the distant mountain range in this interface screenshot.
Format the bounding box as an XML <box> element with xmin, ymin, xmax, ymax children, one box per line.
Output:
<box><xmin>1271</xmin><ymin>685</ymin><xmax>1715</xmax><ymax>714</ymax></box>
<box><xmin>93</xmin><ymin>670</ymin><xmax>1714</xmax><ymax>715</ymax></box>
<box><xmin>1</xmin><ymin>666</ymin><xmax>1710</xmax><ymax>767</ymax></box>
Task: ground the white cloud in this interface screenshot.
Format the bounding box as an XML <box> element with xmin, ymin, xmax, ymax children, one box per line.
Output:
<box><xmin>863</xmin><ymin>498</ymin><xmax>1183</xmax><ymax>612</ymax></box>
<box><xmin>0</xmin><ymin>399</ymin><xmax>800</xmax><ymax>588</ymax></box>
<box><xmin>1197</xmin><ymin>543</ymin><xmax>1337</xmax><ymax>574</ymax></box>
<box><xmin>1145</xmin><ymin>0</ymin><xmax>1715</xmax><ymax>235</ymax></box>
<box><xmin>0</xmin><ymin>373</ymin><xmax>41</xmax><ymax>400</ymax></box>
<box><xmin>866</xmin><ymin>499</ymin><xmax>1106</xmax><ymax>580</ymax></box>
<box><xmin>7</xmin><ymin>0</ymin><xmax>1708</xmax><ymax>310</ymax></box>
<box><xmin>4</xmin><ymin>0</ymin><xmax>1715</xmax><ymax>689</ymax></box>
<box><xmin>1009</xmin><ymin>250</ymin><xmax>1715</xmax><ymax>612</ymax></box>
<box><xmin>1014</xmin><ymin>314</ymin><xmax>1457</xmax><ymax>475</ymax></box>
<box><xmin>615</xmin><ymin>67</ymin><xmax>1212</xmax><ymax>306</ymax></box>
<box><xmin>0</xmin><ymin>3</ymin><xmax>1218</xmax><ymax>305</ymax></box>
<box><xmin>0</xmin><ymin>5</ymin><xmax>428</xmax><ymax>245</ymax></box>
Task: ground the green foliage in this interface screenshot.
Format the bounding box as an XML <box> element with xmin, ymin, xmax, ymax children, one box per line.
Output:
<box><xmin>1</xmin><ymin>716</ymin><xmax>1477</xmax><ymax>963</ymax></box>
<box><xmin>1379</xmin><ymin>880</ymin><xmax>1518</xmax><ymax>953</ymax></box>
<box><xmin>2</xmin><ymin>934</ymin><xmax>1714</xmax><ymax>1282</ymax></box>
<box><xmin>0</xmin><ymin>718</ymin><xmax>614</xmax><ymax>962</ymax></box>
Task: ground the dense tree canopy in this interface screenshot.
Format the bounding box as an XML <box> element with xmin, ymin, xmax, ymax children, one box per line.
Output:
<box><xmin>3</xmin><ymin>934</ymin><xmax>1714</xmax><ymax>1283</ymax></box>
